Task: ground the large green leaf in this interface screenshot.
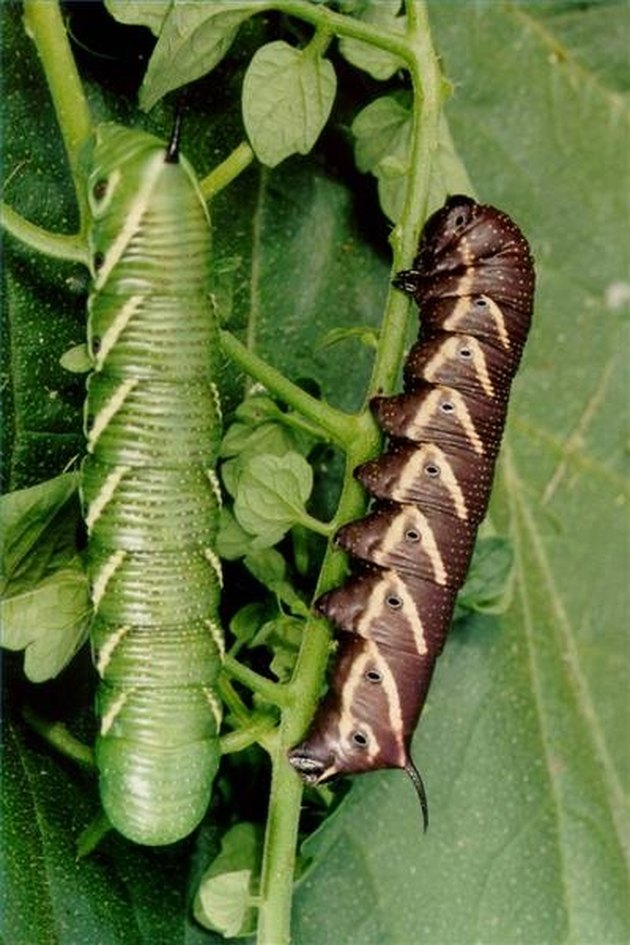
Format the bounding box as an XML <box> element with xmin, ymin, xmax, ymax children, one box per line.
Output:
<box><xmin>2</xmin><ymin>1</ymin><xmax>627</xmax><ymax>943</ymax></box>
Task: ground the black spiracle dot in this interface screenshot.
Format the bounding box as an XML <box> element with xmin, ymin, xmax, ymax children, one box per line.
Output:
<box><xmin>365</xmin><ymin>669</ymin><xmax>383</xmax><ymax>684</ymax></box>
<box><xmin>405</xmin><ymin>528</ymin><xmax>421</xmax><ymax>543</ymax></box>
<box><xmin>92</xmin><ymin>179</ymin><xmax>108</xmax><ymax>201</ymax></box>
<box><xmin>386</xmin><ymin>594</ymin><xmax>403</xmax><ymax>610</ymax></box>
<box><xmin>93</xmin><ymin>251</ymin><xmax>104</xmax><ymax>271</ymax></box>
<box><xmin>352</xmin><ymin>731</ymin><xmax>369</xmax><ymax>748</ymax></box>
<box><xmin>91</xmin><ymin>336</ymin><xmax>101</xmax><ymax>354</ymax></box>
<box><xmin>474</xmin><ymin>296</ymin><xmax>488</xmax><ymax>308</ymax></box>
<box><xmin>440</xmin><ymin>400</ymin><xmax>455</xmax><ymax>413</ymax></box>
<box><xmin>458</xmin><ymin>346</ymin><xmax>472</xmax><ymax>359</ymax></box>
<box><xmin>85</xmin><ymin>414</ymin><xmax>94</xmax><ymax>431</ymax></box>
<box><xmin>424</xmin><ymin>463</ymin><xmax>440</xmax><ymax>478</ymax></box>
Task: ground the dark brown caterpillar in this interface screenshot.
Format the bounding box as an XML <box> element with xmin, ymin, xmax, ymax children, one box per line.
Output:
<box><xmin>288</xmin><ymin>195</ymin><xmax>535</xmax><ymax>827</ymax></box>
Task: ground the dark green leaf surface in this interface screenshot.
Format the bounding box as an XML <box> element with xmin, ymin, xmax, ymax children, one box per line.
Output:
<box><xmin>2</xmin><ymin>1</ymin><xmax>627</xmax><ymax>943</ymax></box>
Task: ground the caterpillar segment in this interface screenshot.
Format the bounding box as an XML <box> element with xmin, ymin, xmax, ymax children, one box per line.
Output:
<box><xmin>289</xmin><ymin>196</ymin><xmax>535</xmax><ymax>828</ymax></box>
<box><xmin>80</xmin><ymin>124</ymin><xmax>223</xmax><ymax>845</ymax></box>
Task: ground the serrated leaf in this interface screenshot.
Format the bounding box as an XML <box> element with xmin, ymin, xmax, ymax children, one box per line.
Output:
<box><xmin>220</xmin><ymin>421</ymin><xmax>309</xmax><ymax>499</ymax></box>
<box><xmin>339</xmin><ymin>0</ymin><xmax>406</xmax><ymax>80</ymax></box>
<box><xmin>0</xmin><ymin>566</ymin><xmax>91</xmax><ymax>682</ymax></box>
<box><xmin>138</xmin><ymin>2</ymin><xmax>262</xmax><ymax>110</ymax></box>
<box><xmin>0</xmin><ymin>473</ymin><xmax>82</xmax><ymax>596</ymax></box>
<box><xmin>242</xmin><ymin>41</ymin><xmax>336</xmax><ymax>167</ymax></box>
<box><xmin>233</xmin><ymin>452</ymin><xmax>314</xmax><ymax>546</ymax></box>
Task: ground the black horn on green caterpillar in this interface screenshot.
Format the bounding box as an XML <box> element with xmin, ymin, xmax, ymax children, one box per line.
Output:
<box><xmin>81</xmin><ymin>122</ymin><xmax>224</xmax><ymax>845</ymax></box>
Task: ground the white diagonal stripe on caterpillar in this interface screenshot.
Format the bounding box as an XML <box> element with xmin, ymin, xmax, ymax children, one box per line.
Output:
<box><xmin>86</xmin><ymin>377</ymin><xmax>138</xmax><ymax>452</ymax></box>
<box><xmin>93</xmin><ymin>294</ymin><xmax>145</xmax><ymax>371</ymax></box>
<box><xmin>204</xmin><ymin>548</ymin><xmax>223</xmax><ymax>588</ymax></box>
<box><xmin>96</xmin><ymin>624</ymin><xmax>130</xmax><ymax>676</ymax></box>
<box><xmin>91</xmin><ymin>549</ymin><xmax>127</xmax><ymax>609</ymax></box>
<box><xmin>100</xmin><ymin>689</ymin><xmax>130</xmax><ymax>735</ymax></box>
<box><xmin>85</xmin><ymin>464</ymin><xmax>131</xmax><ymax>531</ymax></box>
<box><xmin>92</xmin><ymin>152</ymin><xmax>164</xmax><ymax>290</ymax></box>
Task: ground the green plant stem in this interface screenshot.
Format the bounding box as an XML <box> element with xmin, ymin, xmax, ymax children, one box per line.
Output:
<box><xmin>254</xmin><ymin>4</ymin><xmax>445</xmax><ymax>944</ymax></box>
<box><xmin>1</xmin><ymin>202</ymin><xmax>88</xmax><ymax>263</ymax></box>
<box><xmin>220</xmin><ymin>329</ymin><xmax>359</xmax><ymax>447</ymax></box>
<box><xmin>275</xmin><ymin>0</ymin><xmax>409</xmax><ymax>59</ymax></box>
<box><xmin>200</xmin><ymin>142</ymin><xmax>255</xmax><ymax>201</ymax></box>
<box><xmin>220</xmin><ymin>716</ymin><xmax>277</xmax><ymax>756</ymax></box>
<box><xmin>22</xmin><ymin>705</ymin><xmax>95</xmax><ymax>768</ymax></box>
<box><xmin>22</xmin><ymin>0</ymin><xmax>92</xmax><ymax>234</ymax></box>
<box><xmin>224</xmin><ymin>654</ymin><xmax>290</xmax><ymax>708</ymax></box>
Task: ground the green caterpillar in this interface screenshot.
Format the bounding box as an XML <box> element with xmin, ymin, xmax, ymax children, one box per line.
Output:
<box><xmin>81</xmin><ymin>123</ymin><xmax>224</xmax><ymax>845</ymax></box>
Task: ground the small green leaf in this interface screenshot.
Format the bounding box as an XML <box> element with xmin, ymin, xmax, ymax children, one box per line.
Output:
<box><xmin>0</xmin><ymin>566</ymin><xmax>91</xmax><ymax>682</ymax></box>
<box><xmin>59</xmin><ymin>343</ymin><xmax>92</xmax><ymax>374</ymax></box>
<box><xmin>242</xmin><ymin>41</ymin><xmax>337</xmax><ymax>167</ymax></box>
<box><xmin>338</xmin><ymin>0</ymin><xmax>406</xmax><ymax>80</ymax></box>
<box><xmin>220</xmin><ymin>420</ymin><xmax>311</xmax><ymax>498</ymax></box>
<box><xmin>193</xmin><ymin>822</ymin><xmax>263</xmax><ymax>937</ymax></box>
<box><xmin>138</xmin><ymin>2</ymin><xmax>261</xmax><ymax>110</ymax></box>
<box><xmin>234</xmin><ymin>452</ymin><xmax>314</xmax><ymax>546</ymax></box>
<box><xmin>352</xmin><ymin>93</ymin><xmax>413</xmax><ymax>221</ymax></box>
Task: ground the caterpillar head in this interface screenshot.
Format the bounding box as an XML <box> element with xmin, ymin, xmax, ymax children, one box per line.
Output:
<box><xmin>287</xmin><ymin>636</ymin><xmax>429</xmax><ymax>830</ymax></box>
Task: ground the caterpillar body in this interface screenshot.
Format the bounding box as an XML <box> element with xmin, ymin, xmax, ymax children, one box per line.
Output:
<box><xmin>288</xmin><ymin>195</ymin><xmax>535</xmax><ymax>825</ymax></box>
<box><xmin>81</xmin><ymin>124</ymin><xmax>224</xmax><ymax>845</ymax></box>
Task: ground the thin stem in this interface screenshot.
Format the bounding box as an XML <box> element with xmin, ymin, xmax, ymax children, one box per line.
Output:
<box><xmin>22</xmin><ymin>0</ymin><xmax>92</xmax><ymax>234</ymax></box>
<box><xmin>223</xmin><ymin>654</ymin><xmax>290</xmax><ymax>708</ymax></box>
<box><xmin>22</xmin><ymin>705</ymin><xmax>95</xmax><ymax>768</ymax></box>
<box><xmin>220</xmin><ymin>716</ymin><xmax>277</xmax><ymax>756</ymax></box>
<box><xmin>200</xmin><ymin>142</ymin><xmax>255</xmax><ymax>201</ymax></box>
<box><xmin>255</xmin><ymin>617</ymin><xmax>331</xmax><ymax>945</ymax></box>
<box><xmin>367</xmin><ymin>3</ymin><xmax>443</xmax><ymax>402</ymax></box>
<box><xmin>1</xmin><ymin>202</ymin><xmax>88</xmax><ymax>264</ymax></box>
<box><xmin>274</xmin><ymin>0</ymin><xmax>410</xmax><ymax>60</ymax></box>
<box><xmin>220</xmin><ymin>329</ymin><xmax>358</xmax><ymax>447</ymax></box>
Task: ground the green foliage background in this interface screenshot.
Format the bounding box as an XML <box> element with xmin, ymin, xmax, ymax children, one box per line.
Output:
<box><xmin>2</xmin><ymin>1</ymin><xmax>628</xmax><ymax>943</ymax></box>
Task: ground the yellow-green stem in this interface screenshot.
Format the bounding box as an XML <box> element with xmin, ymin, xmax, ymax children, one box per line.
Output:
<box><xmin>22</xmin><ymin>0</ymin><xmax>93</xmax><ymax>234</ymax></box>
